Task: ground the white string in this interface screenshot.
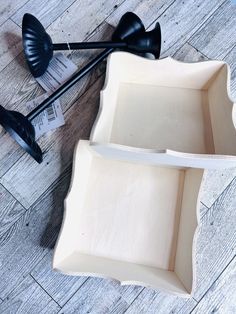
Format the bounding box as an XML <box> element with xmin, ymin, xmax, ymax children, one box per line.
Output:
<box><xmin>65</xmin><ymin>35</ymin><xmax>72</xmax><ymax>60</ymax></box>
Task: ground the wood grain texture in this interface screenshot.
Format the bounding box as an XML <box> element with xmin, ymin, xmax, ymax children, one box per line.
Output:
<box><xmin>200</xmin><ymin>168</ymin><xmax>236</xmax><ymax>208</ymax></box>
<box><xmin>0</xmin><ymin>0</ymin><xmax>28</xmax><ymax>26</ymax></box>
<box><xmin>0</xmin><ymin>0</ymin><xmax>235</xmax><ymax>311</ymax></box>
<box><xmin>58</xmin><ymin>277</ymin><xmax>143</xmax><ymax>314</ymax></box>
<box><xmin>31</xmin><ymin>251</ymin><xmax>88</xmax><ymax>307</ymax></box>
<box><xmin>152</xmin><ymin>0</ymin><xmax>225</xmax><ymax>56</ymax></box>
<box><xmin>11</xmin><ymin>0</ymin><xmax>77</xmax><ymax>28</ymax></box>
<box><xmin>106</xmin><ymin>0</ymin><xmax>175</xmax><ymax>27</ymax></box>
<box><xmin>191</xmin><ymin>257</ymin><xmax>236</xmax><ymax>314</ymax></box>
<box><xmin>0</xmin><ymin>276</ymin><xmax>60</xmax><ymax>313</ymax></box>
<box><xmin>173</xmin><ymin>42</ymin><xmax>208</xmax><ymax>62</ymax></box>
<box><xmin>0</xmin><ymin>19</ymin><xmax>22</xmax><ymax>72</ymax></box>
<box><xmin>225</xmin><ymin>45</ymin><xmax>236</xmax><ymax>100</ymax></box>
<box><xmin>46</xmin><ymin>0</ymin><xmax>124</xmax><ymax>42</ymax></box>
<box><xmin>123</xmin><ymin>288</ymin><xmax>196</xmax><ymax>314</ymax></box>
<box><xmin>0</xmin><ymin>23</ymin><xmax>113</xmax><ymax>177</ymax></box>
<box><xmin>174</xmin><ymin>42</ymin><xmax>236</xmax><ymax>210</ymax></box>
<box><xmin>0</xmin><ymin>76</ymin><xmax>104</xmax><ymax>208</ymax></box>
<box><xmin>189</xmin><ymin>1</ymin><xmax>236</xmax><ymax>59</ymax></box>
<box><xmin>0</xmin><ymin>165</ymin><xmax>72</xmax><ymax>299</ymax></box>
<box><xmin>193</xmin><ymin>177</ymin><xmax>236</xmax><ymax>301</ymax></box>
<box><xmin>0</xmin><ymin>183</ymin><xmax>26</xmax><ymax>245</ymax></box>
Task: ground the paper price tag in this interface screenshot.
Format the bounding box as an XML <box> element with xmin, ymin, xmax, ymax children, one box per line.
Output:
<box><xmin>26</xmin><ymin>94</ymin><xmax>65</xmax><ymax>139</ymax></box>
<box><xmin>36</xmin><ymin>52</ymin><xmax>78</xmax><ymax>92</ymax></box>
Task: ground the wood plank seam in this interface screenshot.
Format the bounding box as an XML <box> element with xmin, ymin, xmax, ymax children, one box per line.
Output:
<box><xmin>200</xmin><ymin>176</ymin><xmax>236</xmax><ymax>221</ymax></box>
<box><xmin>122</xmin><ymin>287</ymin><xmax>145</xmax><ymax>314</ymax></box>
<box><xmin>9</xmin><ymin>0</ymin><xmax>78</xmax><ymax>29</ymax></box>
<box><xmin>145</xmin><ymin>0</ymin><xmax>176</xmax><ymax>29</ymax></box>
<box><xmin>30</xmin><ymin>274</ymin><xmax>62</xmax><ymax>309</ymax></box>
<box><xmin>59</xmin><ymin>277</ymin><xmax>90</xmax><ymax>309</ymax></box>
<box><xmin>224</xmin><ymin>43</ymin><xmax>236</xmax><ymax>59</ymax></box>
<box><xmin>189</xmin><ymin>254</ymin><xmax>236</xmax><ymax>312</ymax></box>
<box><xmin>184</xmin><ymin>0</ymin><xmax>229</xmax><ymax>54</ymax></box>
<box><xmin>150</xmin><ymin>0</ymin><xmax>228</xmax><ymax>54</ymax></box>
<box><xmin>88</xmin><ymin>0</ymin><xmax>127</xmax><ymax>35</ymax></box>
<box><xmin>185</xmin><ymin>42</ymin><xmax>209</xmax><ymax>60</ymax></box>
<box><xmin>200</xmin><ymin>202</ymin><xmax>209</xmax><ymax>211</ymax></box>
<box><xmin>0</xmin><ymin>183</ymin><xmax>27</xmax><ymax>211</ymax></box>
<box><xmin>0</xmin><ymin>0</ymin><xmax>31</xmax><ymax>27</ymax></box>
<box><xmin>0</xmin><ymin>151</ymin><xmax>25</xmax><ymax>178</ymax></box>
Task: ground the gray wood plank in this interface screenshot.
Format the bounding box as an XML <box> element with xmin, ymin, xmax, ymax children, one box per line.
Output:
<box><xmin>150</xmin><ymin>0</ymin><xmax>225</xmax><ymax>56</ymax></box>
<box><xmin>189</xmin><ymin>1</ymin><xmax>236</xmax><ymax>59</ymax></box>
<box><xmin>58</xmin><ymin>277</ymin><xmax>143</xmax><ymax>314</ymax></box>
<box><xmin>11</xmin><ymin>0</ymin><xmax>77</xmax><ymax>28</ymax></box>
<box><xmin>0</xmin><ymin>75</ymin><xmax>104</xmax><ymax>208</ymax></box>
<box><xmin>106</xmin><ymin>0</ymin><xmax>175</xmax><ymax>28</ymax></box>
<box><xmin>0</xmin><ymin>165</ymin><xmax>72</xmax><ymax>299</ymax></box>
<box><xmin>173</xmin><ymin>42</ymin><xmax>208</xmax><ymax>62</ymax></box>
<box><xmin>0</xmin><ymin>183</ymin><xmax>26</xmax><ymax>245</ymax></box>
<box><xmin>31</xmin><ymin>251</ymin><xmax>88</xmax><ymax>306</ymax></box>
<box><xmin>193</xmin><ymin>177</ymin><xmax>236</xmax><ymax>301</ymax></box>
<box><xmin>45</xmin><ymin>0</ymin><xmax>124</xmax><ymax>43</ymax></box>
<box><xmin>0</xmin><ymin>0</ymin><xmax>28</xmax><ymax>26</ymax></box>
<box><xmin>0</xmin><ymin>22</ymin><xmax>113</xmax><ymax>178</ymax></box>
<box><xmin>174</xmin><ymin>42</ymin><xmax>236</xmax><ymax>209</ymax></box>
<box><xmin>191</xmin><ymin>256</ymin><xmax>236</xmax><ymax>314</ymax></box>
<box><xmin>0</xmin><ymin>275</ymin><xmax>60</xmax><ymax>313</ymax></box>
<box><xmin>0</xmin><ymin>19</ymin><xmax>22</xmax><ymax>72</ymax></box>
<box><xmin>224</xmin><ymin>45</ymin><xmax>236</xmax><ymax>100</ymax></box>
<box><xmin>200</xmin><ymin>168</ymin><xmax>236</xmax><ymax>209</ymax></box>
<box><xmin>123</xmin><ymin>288</ymin><xmax>196</xmax><ymax>314</ymax></box>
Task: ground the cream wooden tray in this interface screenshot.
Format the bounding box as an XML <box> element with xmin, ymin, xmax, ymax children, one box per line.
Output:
<box><xmin>53</xmin><ymin>140</ymin><xmax>204</xmax><ymax>297</ymax></box>
<box><xmin>91</xmin><ymin>52</ymin><xmax>236</xmax><ymax>169</ymax></box>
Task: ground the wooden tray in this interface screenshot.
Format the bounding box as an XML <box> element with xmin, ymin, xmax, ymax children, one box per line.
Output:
<box><xmin>53</xmin><ymin>140</ymin><xmax>204</xmax><ymax>297</ymax></box>
<box><xmin>91</xmin><ymin>52</ymin><xmax>236</xmax><ymax>169</ymax></box>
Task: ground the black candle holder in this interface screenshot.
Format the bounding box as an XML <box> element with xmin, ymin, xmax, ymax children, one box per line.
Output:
<box><xmin>22</xmin><ymin>12</ymin><xmax>161</xmax><ymax>77</ymax></box>
<box><xmin>0</xmin><ymin>12</ymin><xmax>161</xmax><ymax>163</ymax></box>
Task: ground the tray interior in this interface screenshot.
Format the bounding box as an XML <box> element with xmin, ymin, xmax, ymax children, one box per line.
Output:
<box><xmin>53</xmin><ymin>141</ymin><xmax>203</xmax><ymax>296</ymax></box>
<box><xmin>111</xmin><ymin>83</ymin><xmax>210</xmax><ymax>153</ymax></box>
<box><xmin>92</xmin><ymin>53</ymin><xmax>236</xmax><ymax>158</ymax></box>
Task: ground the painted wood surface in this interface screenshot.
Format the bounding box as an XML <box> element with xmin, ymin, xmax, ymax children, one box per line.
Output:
<box><xmin>148</xmin><ymin>0</ymin><xmax>226</xmax><ymax>55</ymax></box>
<box><xmin>0</xmin><ymin>183</ymin><xmax>26</xmax><ymax>245</ymax></box>
<box><xmin>0</xmin><ymin>76</ymin><xmax>104</xmax><ymax>208</ymax></box>
<box><xmin>0</xmin><ymin>0</ymin><xmax>235</xmax><ymax>312</ymax></box>
<box><xmin>191</xmin><ymin>256</ymin><xmax>236</xmax><ymax>313</ymax></box>
<box><xmin>0</xmin><ymin>164</ymin><xmax>72</xmax><ymax>299</ymax></box>
<box><xmin>0</xmin><ymin>276</ymin><xmax>60</xmax><ymax>314</ymax></box>
<box><xmin>0</xmin><ymin>19</ymin><xmax>22</xmax><ymax>72</ymax></box>
<box><xmin>0</xmin><ymin>0</ymin><xmax>28</xmax><ymax>26</ymax></box>
<box><xmin>189</xmin><ymin>1</ymin><xmax>236</xmax><ymax>59</ymax></box>
<box><xmin>11</xmin><ymin>0</ymin><xmax>77</xmax><ymax>28</ymax></box>
<box><xmin>193</xmin><ymin>177</ymin><xmax>236</xmax><ymax>301</ymax></box>
<box><xmin>0</xmin><ymin>22</ymin><xmax>113</xmax><ymax>177</ymax></box>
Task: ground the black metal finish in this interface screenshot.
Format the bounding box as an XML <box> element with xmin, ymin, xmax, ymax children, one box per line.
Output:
<box><xmin>22</xmin><ymin>13</ymin><xmax>53</xmax><ymax>78</ymax></box>
<box><xmin>0</xmin><ymin>105</ymin><xmax>42</xmax><ymax>163</ymax></box>
<box><xmin>0</xmin><ymin>12</ymin><xmax>162</xmax><ymax>163</ymax></box>
<box><xmin>27</xmin><ymin>48</ymin><xmax>113</xmax><ymax>120</ymax></box>
<box><xmin>22</xmin><ymin>12</ymin><xmax>161</xmax><ymax>77</ymax></box>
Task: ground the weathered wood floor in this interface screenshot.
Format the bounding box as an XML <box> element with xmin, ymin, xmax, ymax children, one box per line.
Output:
<box><xmin>0</xmin><ymin>0</ymin><xmax>235</xmax><ymax>313</ymax></box>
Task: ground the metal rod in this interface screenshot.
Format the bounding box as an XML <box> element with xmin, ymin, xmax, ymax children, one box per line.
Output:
<box><xmin>27</xmin><ymin>48</ymin><xmax>113</xmax><ymax>121</ymax></box>
<box><xmin>53</xmin><ymin>41</ymin><xmax>127</xmax><ymax>50</ymax></box>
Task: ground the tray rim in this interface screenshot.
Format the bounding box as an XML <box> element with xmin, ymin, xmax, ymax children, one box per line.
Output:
<box><xmin>90</xmin><ymin>52</ymin><xmax>236</xmax><ymax>168</ymax></box>
<box><xmin>53</xmin><ymin>140</ymin><xmax>204</xmax><ymax>297</ymax></box>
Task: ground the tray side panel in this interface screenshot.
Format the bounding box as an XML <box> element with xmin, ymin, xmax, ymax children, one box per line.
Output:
<box><xmin>110</xmin><ymin>83</ymin><xmax>209</xmax><ymax>154</ymax></box>
<box><xmin>208</xmin><ymin>65</ymin><xmax>236</xmax><ymax>156</ymax></box>
<box><xmin>174</xmin><ymin>168</ymin><xmax>204</xmax><ymax>293</ymax></box>
<box><xmin>75</xmin><ymin>156</ymin><xmax>184</xmax><ymax>271</ymax></box>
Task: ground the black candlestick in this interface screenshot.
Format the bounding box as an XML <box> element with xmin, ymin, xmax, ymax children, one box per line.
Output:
<box><xmin>22</xmin><ymin>12</ymin><xmax>161</xmax><ymax>77</ymax></box>
<box><xmin>0</xmin><ymin>12</ymin><xmax>161</xmax><ymax>163</ymax></box>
